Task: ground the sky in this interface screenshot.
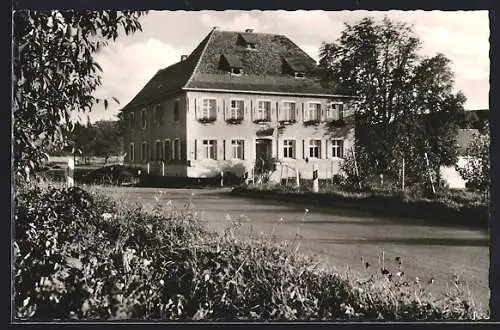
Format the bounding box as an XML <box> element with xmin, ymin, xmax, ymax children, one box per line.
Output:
<box><xmin>85</xmin><ymin>10</ymin><xmax>490</xmax><ymax>123</ymax></box>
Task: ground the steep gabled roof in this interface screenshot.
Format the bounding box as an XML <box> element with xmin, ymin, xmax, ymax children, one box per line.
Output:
<box><xmin>123</xmin><ymin>29</ymin><xmax>350</xmax><ymax>111</ymax></box>
<box><xmin>122</xmin><ymin>29</ymin><xmax>214</xmax><ymax>110</ymax></box>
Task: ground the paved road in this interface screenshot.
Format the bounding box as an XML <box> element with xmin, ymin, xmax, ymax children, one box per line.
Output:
<box><xmin>99</xmin><ymin>186</ymin><xmax>490</xmax><ymax>310</ymax></box>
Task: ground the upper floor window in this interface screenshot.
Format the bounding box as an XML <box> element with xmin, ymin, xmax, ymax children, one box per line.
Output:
<box><xmin>129</xmin><ymin>112</ymin><xmax>135</xmax><ymax>129</ymax></box>
<box><xmin>199</xmin><ymin>99</ymin><xmax>217</xmax><ymax>121</ymax></box>
<box><xmin>174</xmin><ymin>100</ymin><xmax>180</xmax><ymax>121</ymax></box>
<box><xmin>283</xmin><ymin>139</ymin><xmax>296</xmax><ymax>159</ymax></box>
<box><xmin>331</xmin><ymin>139</ymin><xmax>344</xmax><ymax>158</ymax></box>
<box><xmin>140</xmin><ymin>109</ymin><xmax>147</xmax><ymax>129</ymax></box>
<box><xmin>309</xmin><ymin>139</ymin><xmax>321</xmax><ymax>158</ymax></box>
<box><xmin>174</xmin><ymin>138</ymin><xmax>181</xmax><ymax>161</ymax></box>
<box><xmin>280</xmin><ymin>102</ymin><xmax>296</xmax><ymax>122</ymax></box>
<box><xmin>153</xmin><ymin>104</ymin><xmax>163</xmax><ymax>127</ymax></box>
<box><xmin>155</xmin><ymin>140</ymin><xmax>163</xmax><ymax>160</ymax></box>
<box><xmin>305</xmin><ymin>103</ymin><xmax>321</xmax><ymax>122</ymax></box>
<box><xmin>326</xmin><ymin>102</ymin><xmax>344</xmax><ymax>121</ymax></box>
<box><xmin>229</xmin><ymin>100</ymin><xmax>244</xmax><ymax>120</ymax></box>
<box><xmin>255</xmin><ymin>100</ymin><xmax>271</xmax><ymax>122</ymax></box>
<box><xmin>231</xmin><ymin>139</ymin><xmax>244</xmax><ymax>160</ymax></box>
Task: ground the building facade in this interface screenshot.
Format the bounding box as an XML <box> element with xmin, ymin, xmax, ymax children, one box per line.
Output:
<box><xmin>122</xmin><ymin>28</ymin><xmax>359</xmax><ymax>180</ymax></box>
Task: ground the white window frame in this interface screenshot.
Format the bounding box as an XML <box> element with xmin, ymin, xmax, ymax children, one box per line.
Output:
<box><xmin>255</xmin><ymin>99</ymin><xmax>271</xmax><ymax>122</ymax></box>
<box><xmin>200</xmin><ymin>98</ymin><xmax>217</xmax><ymax>120</ymax></box>
<box><xmin>281</xmin><ymin>101</ymin><xmax>296</xmax><ymax>121</ymax></box>
<box><xmin>164</xmin><ymin>139</ymin><xmax>172</xmax><ymax>161</ymax></box>
<box><xmin>231</xmin><ymin>67</ymin><xmax>243</xmax><ymax>76</ymax></box>
<box><xmin>173</xmin><ymin>138</ymin><xmax>181</xmax><ymax>161</ymax></box>
<box><xmin>229</xmin><ymin>99</ymin><xmax>244</xmax><ymax>119</ymax></box>
<box><xmin>202</xmin><ymin>139</ymin><xmax>218</xmax><ymax>160</ymax></box>
<box><xmin>309</xmin><ymin>139</ymin><xmax>321</xmax><ymax>159</ymax></box>
<box><xmin>283</xmin><ymin>139</ymin><xmax>296</xmax><ymax>159</ymax></box>
<box><xmin>231</xmin><ymin>139</ymin><xmax>245</xmax><ymax>160</ymax></box>
<box><xmin>327</xmin><ymin>102</ymin><xmax>344</xmax><ymax>120</ymax></box>
<box><xmin>306</xmin><ymin>102</ymin><xmax>321</xmax><ymax>122</ymax></box>
<box><xmin>129</xmin><ymin>143</ymin><xmax>135</xmax><ymax>162</ymax></box>
<box><xmin>141</xmin><ymin>141</ymin><xmax>148</xmax><ymax>162</ymax></box>
<box><xmin>129</xmin><ymin>112</ymin><xmax>135</xmax><ymax>129</ymax></box>
<box><xmin>294</xmin><ymin>71</ymin><xmax>305</xmax><ymax>79</ymax></box>
<box><xmin>140</xmin><ymin>109</ymin><xmax>147</xmax><ymax>129</ymax></box>
<box><xmin>331</xmin><ymin>139</ymin><xmax>344</xmax><ymax>159</ymax></box>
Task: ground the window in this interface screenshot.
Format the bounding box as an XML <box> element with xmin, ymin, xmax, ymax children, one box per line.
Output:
<box><xmin>246</xmin><ymin>43</ymin><xmax>256</xmax><ymax>50</ymax></box>
<box><xmin>174</xmin><ymin>139</ymin><xmax>181</xmax><ymax>161</ymax></box>
<box><xmin>326</xmin><ymin>103</ymin><xmax>344</xmax><ymax>120</ymax></box>
<box><xmin>141</xmin><ymin>109</ymin><xmax>147</xmax><ymax>129</ymax></box>
<box><xmin>141</xmin><ymin>141</ymin><xmax>148</xmax><ymax>162</ymax></box>
<box><xmin>309</xmin><ymin>140</ymin><xmax>321</xmax><ymax>158</ymax></box>
<box><xmin>255</xmin><ymin>101</ymin><xmax>271</xmax><ymax>122</ymax></box>
<box><xmin>129</xmin><ymin>112</ymin><xmax>135</xmax><ymax>129</ymax></box>
<box><xmin>202</xmin><ymin>140</ymin><xmax>217</xmax><ymax>160</ymax></box>
<box><xmin>128</xmin><ymin>143</ymin><xmax>135</xmax><ymax>162</ymax></box>
<box><xmin>283</xmin><ymin>140</ymin><xmax>296</xmax><ymax>158</ymax></box>
<box><xmin>231</xmin><ymin>67</ymin><xmax>242</xmax><ymax>75</ymax></box>
<box><xmin>294</xmin><ymin>72</ymin><xmax>305</xmax><ymax>78</ymax></box>
<box><xmin>306</xmin><ymin>103</ymin><xmax>321</xmax><ymax>122</ymax></box>
<box><xmin>200</xmin><ymin>99</ymin><xmax>217</xmax><ymax>120</ymax></box>
<box><xmin>281</xmin><ymin>102</ymin><xmax>296</xmax><ymax>121</ymax></box>
<box><xmin>153</xmin><ymin>104</ymin><xmax>163</xmax><ymax>126</ymax></box>
<box><xmin>331</xmin><ymin>139</ymin><xmax>344</xmax><ymax>158</ymax></box>
<box><xmin>230</xmin><ymin>100</ymin><xmax>244</xmax><ymax>119</ymax></box>
<box><xmin>164</xmin><ymin>139</ymin><xmax>171</xmax><ymax>161</ymax></box>
<box><xmin>155</xmin><ymin>140</ymin><xmax>162</xmax><ymax>160</ymax></box>
<box><xmin>231</xmin><ymin>140</ymin><xmax>244</xmax><ymax>159</ymax></box>
<box><xmin>174</xmin><ymin>100</ymin><xmax>180</xmax><ymax>122</ymax></box>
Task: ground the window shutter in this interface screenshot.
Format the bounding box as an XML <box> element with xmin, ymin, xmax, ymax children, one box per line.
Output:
<box><xmin>223</xmin><ymin>140</ymin><xmax>226</xmax><ymax>160</ymax></box>
<box><xmin>302</xmin><ymin>103</ymin><xmax>304</xmax><ymax>122</ymax></box>
<box><xmin>325</xmin><ymin>140</ymin><xmax>329</xmax><ymax>159</ymax></box>
<box><xmin>180</xmin><ymin>139</ymin><xmax>185</xmax><ymax>161</ymax></box>
<box><xmin>339</xmin><ymin>104</ymin><xmax>344</xmax><ymax>120</ymax></box>
<box><xmin>250</xmin><ymin>100</ymin><xmax>253</xmax><ymax>121</ymax></box>
<box><xmin>276</xmin><ymin>102</ymin><xmax>279</xmax><ymax>121</ymax></box>
<box><xmin>194</xmin><ymin>99</ymin><xmax>197</xmax><ymax>119</ymax></box>
<box><xmin>224</xmin><ymin>100</ymin><xmax>227</xmax><ymax>120</ymax></box>
<box><xmin>194</xmin><ymin>140</ymin><xmax>197</xmax><ymax>160</ymax></box>
<box><xmin>302</xmin><ymin>140</ymin><xmax>305</xmax><ymax>159</ymax></box>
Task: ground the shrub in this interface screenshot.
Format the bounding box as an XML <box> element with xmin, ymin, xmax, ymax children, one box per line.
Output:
<box><xmin>14</xmin><ymin>183</ymin><xmax>487</xmax><ymax>320</ymax></box>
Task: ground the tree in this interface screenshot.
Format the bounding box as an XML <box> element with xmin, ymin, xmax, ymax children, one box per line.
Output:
<box><xmin>13</xmin><ymin>10</ymin><xmax>146</xmax><ymax>180</ymax></box>
<box><xmin>319</xmin><ymin>17</ymin><xmax>465</xmax><ymax>185</ymax></box>
<box><xmin>457</xmin><ymin>123</ymin><xmax>490</xmax><ymax>193</ymax></box>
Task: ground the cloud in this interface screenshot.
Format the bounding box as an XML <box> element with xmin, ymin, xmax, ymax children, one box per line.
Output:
<box><xmin>86</xmin><ymin>38</ymin><xmax>188</xmax><ymax>122</ymax></box>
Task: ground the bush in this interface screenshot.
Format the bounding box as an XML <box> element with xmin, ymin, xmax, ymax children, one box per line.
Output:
<box><xmin>14</xmin><ymin>183</ymin><xmax>487</xmax><ymax>320</ymax></box>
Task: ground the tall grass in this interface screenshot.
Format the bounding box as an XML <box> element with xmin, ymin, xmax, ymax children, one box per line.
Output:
<box><xmin>13</xmin><ymin>182</ymin><xmax>489</xmax><ymax>320</ymax></box>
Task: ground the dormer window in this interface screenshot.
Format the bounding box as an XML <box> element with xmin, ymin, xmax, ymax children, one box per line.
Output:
<box><xmin>238</xmin><ymin>32</ymin><xmax>258</xmax><ymax>50</ymax></box>
<box><xmin>294</xmin><ymin>71</ymin><xmax>305</xmax><ymax>79</ymax></box>
<box><xmin>220</xmin><ymin>54</ymin><xmax>243</xmax><ymax>76</ymax></box>
<box><xmin>283</xmin><ymin>56</ymin><xmax>309</xmax><ymax>78</ymax></box>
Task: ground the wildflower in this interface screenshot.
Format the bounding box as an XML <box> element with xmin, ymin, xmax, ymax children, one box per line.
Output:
<box><xmin>415</xmin><ymin>276</ymin><xmax>420</xmax><ymax>284</ymax></box>
<box><xmin>102</xmin><ymin>213</ymin><xmax>113</xmax><ymax>220</ymax></box>
<box><xmin>305</xmin><ymin>208</ymin><xmax>309</xmax><ymax>213</ymax></box>
<box><xmin>143</xmin><ymin>259</ymin><xmax>152</xmax><ymax>267</ymax></box>
<box><xmin>160</xmin><ymin>279</ymin><xmax>165</xmax><ymax>286</ymax></box>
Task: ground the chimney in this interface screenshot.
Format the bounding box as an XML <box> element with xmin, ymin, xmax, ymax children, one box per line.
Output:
<box><xmin>181</xmin><ymin>55</ymin><xmax>187</xmax><ymax>61</ymax></box>
<box><xmin>245</xmin><ymin>28</ymin><xmax>254</xmax><ymax>33</ymax></box>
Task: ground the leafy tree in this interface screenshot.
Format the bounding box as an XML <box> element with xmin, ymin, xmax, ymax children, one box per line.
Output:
<box><xmin>13</xmin><ymin>10</ymin><xmax>146</xmax><ymax>180</ymax></box>
<box><xmin>319</xmin><ymin>17</ymin><xmax>465</xmax><ymax>186</ymax></box>
<box><xmin>457</xmin><ymin>123</ymin><xmax>490</xmax><ymax>193</ymax></box>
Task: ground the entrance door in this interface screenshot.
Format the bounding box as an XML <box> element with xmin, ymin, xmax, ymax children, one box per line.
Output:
<box><xmin>255</xmin><ymin>138</ymin><xmax>272</xmax><ymax>163</ymax></box>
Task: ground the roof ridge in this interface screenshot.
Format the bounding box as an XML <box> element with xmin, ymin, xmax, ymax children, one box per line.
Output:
<box><xmin>183</xmin><ymin>28</ymin><xmax>217</xmax><ymax>89</ymax></box>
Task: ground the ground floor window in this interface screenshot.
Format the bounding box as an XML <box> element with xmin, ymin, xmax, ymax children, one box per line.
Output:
<box><xmin>309</xmin><ymin>139</ymin><xmax>321</xmax><ymax>158</ymax></box>
<box><xmin>164</xmin><ymin>139</ymin><xmax>171</xmax><ymax>161</ymax></box>
<box><xmin>155</xmin><ymin>140</ymin><xmax>162</xmax><ymax>160</ymax></box>
<box><xmin>283</xmin><ymin>139</ymin><xmax>296</xmax><ymax>158</ymax></box>
<box><xmin>141</xmin><ymin>141</ymin><xmax>148</xmax><ymax>162</ymax></box>
<box><xmin>331</xmin><ymin>139</ymin><xmax>344</xmax><ymax>158</ymax></box>
<box><xmin>203</xmin><ymin>139</ymin><xmax>217</xmax><ymax>160</ymax></box>
<box><xmin>128</xmin><ymin>143</ymin><xmax>135</xmax><ymax>162</ymax></box>
<box><xmin>231</xmin><ymin>139</ymin><xmax>244</xmax><ymax>159</ymax></box>
<box><xmin>174</xmin><ymin>139</ymin><xmax>181</xmax><ymax>161</ymax></box>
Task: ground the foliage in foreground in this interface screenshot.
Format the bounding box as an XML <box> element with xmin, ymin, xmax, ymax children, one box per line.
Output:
<box><xmin>13</xmin><ymin>10</ymin><xmax>145</xmax><ymax>180</ymax></box>
<box><xmin>14</xmin><ymin>184</ymin><xmax>487</xmax><ymax>320</ymax></box>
